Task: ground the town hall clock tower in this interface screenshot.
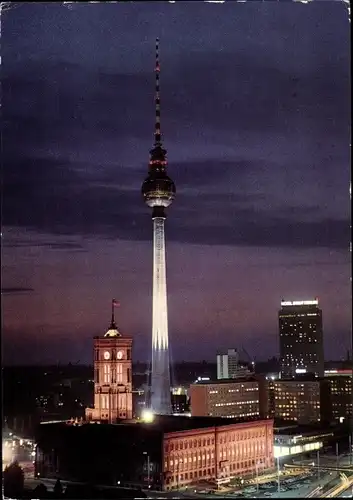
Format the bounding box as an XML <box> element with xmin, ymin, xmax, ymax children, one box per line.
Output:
<box><xmin>85</xmin><ymin>301</ymin><xmax>133</xmax><ymax>423</ymax></box>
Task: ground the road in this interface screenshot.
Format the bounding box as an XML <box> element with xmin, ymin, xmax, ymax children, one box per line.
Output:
<box><xmin>324</xmin><ymin>477</ymin><xmax>353</xmax><ymax>498</ymax></box>
<box><xmin>19</xmin><ymin>452</ymin><xmax>353</xmax><ymax>499</ymax></box>
<box><xmin>338</xmin><ymin>484</ymin><xmax>353</xmax><ymax>498</ymax></box>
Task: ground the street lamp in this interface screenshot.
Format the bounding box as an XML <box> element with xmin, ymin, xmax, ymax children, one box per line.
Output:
<box><xmin>277</xmin><ymin>457</ymin><xmax>280</xmax><ymax>493</ymax></box>
<box><xmin>141</xmin><ymin>409</ymin><xmax>154</xmax><ymax>423</ymax></box>
<box><xmin>176</xmin><ymin>458</ymin><xmax>180</xmax><ymax>490</ymax></box>
<box><xmin>143</xmin><ymin>451</ymin><xmax>150</xmax><ymax>487</ymax></box>
<box><xmin>255</xmin><ymin>461</ymin><xmax>259</xmax><ymax>493</ymax></box>
<box><xmin>317</xmin><ymin>449</ymin><xmax>320</xmax><ymax>481</ymax></box>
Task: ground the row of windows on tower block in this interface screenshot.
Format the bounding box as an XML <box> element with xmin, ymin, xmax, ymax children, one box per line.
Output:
<box><xmin>280</xmin><ymin>321</ymin><xmax>318</xmax><ymax>325</ymax></box>
<box><xmin>282</xmin><ymin>349</ymin><xmax>318</xmax><ymax>354</ymax></box>
<box><xmin>98</xmin><ymin>395</ymin><xmax>128</xmax><ymax>411</ymax></box>
<box><xmin>95</xmin><ymin>365</ymin><xmax>131</xmax><ymax>384</ymax></box>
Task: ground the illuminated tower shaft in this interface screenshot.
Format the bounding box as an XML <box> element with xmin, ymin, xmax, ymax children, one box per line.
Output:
<box><xmin>151</xmin><ymin>216</ymin><xmax>171</xmax><ymax>413</ymax></box>
<box><xmin>153</xmin><ymin>217</ymin><xmax>168</xmax><ymax>351</ymax></box>
<box><xmin>142</xmin><ymin>39</ymin><xmax>175</xmax><ymax>414</ymax></box>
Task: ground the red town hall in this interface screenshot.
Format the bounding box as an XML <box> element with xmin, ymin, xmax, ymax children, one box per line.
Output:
<box><xmin>85</xmin><ymin>302</ymin><xmax>133</xmax><ymax>422</ymax></box>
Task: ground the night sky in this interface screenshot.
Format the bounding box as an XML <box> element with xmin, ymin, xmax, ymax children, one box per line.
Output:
<box><xmin>2</xmin><ymin>2</ymin><xmax>351</xmax><ymax>365</ymax></box>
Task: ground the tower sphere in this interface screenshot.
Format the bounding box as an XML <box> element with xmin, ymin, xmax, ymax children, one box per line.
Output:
<box><xmin>141</xmin><ymin>145</ymin><xmax>175</xmax><ymax>207</ymax></box>
<box><xmin>142</xmin><ymin>160</ymin><xmax>176</xmax><ymax>208</ymax></box>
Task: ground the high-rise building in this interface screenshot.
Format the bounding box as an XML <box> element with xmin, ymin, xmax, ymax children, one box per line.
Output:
<box><xmin>190</xmin><ymin>378</ymin><xmax>262</xmax><ymax>419</ymax></box>
<box><xmin>85</xmin><ymin>301</ymin><xmax>133</xmax><ymax>422</ymax></box>
<box><xmin>268</xmin><ymin>377</ymin><xmax>331</xmax><ymax>425</ymax></box>
<box><xmin>141</xmin><ymin>39</ymin><xmax>176</xmax><ymax>415</ymax></box>
<box><xmin>217</xmin><ymin>348</ymin><xmax>253</xmax><ymax>379</ymax></box>
<box><xmin>279</xmin><ymin>299</ymin><xmax>324</xmax><ymax>378</ymax></box>
<box><xmin>324</xmin><ymin>371</ymin><xmax>352</xmax><ymax>423</ymax></box>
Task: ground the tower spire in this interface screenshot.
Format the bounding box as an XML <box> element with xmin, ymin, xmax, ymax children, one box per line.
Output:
<box><xmin>111</xmin><ymin>299</ymin><xmax>116</xmax><ymax>328</ymax></box>
<box><xmin>150</xmin><ymin>38</ymin><xmax>167</xmax><ymax>167</ymax></box>
<box><xmin>154</xmin><ymin>37</ymin><xmax>161</xmax><ymax>147</ymax></box>
<box><xmin>110</xmin><ymin>298</ymin><xmax>119</xmax><ymax>328</ymax></box>
<box><xmin>104</xmin><ymin>299</ymin><xmax>121</xmax><ymax>337</ymax></box>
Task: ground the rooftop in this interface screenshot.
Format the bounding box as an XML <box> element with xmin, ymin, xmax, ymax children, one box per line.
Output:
<box><xmin>274</xmin><ymin>422</ymin><xmax>334</xmax><ymax>437</ymax></box>
<box><xmin>274</xmin><ymin>374</ymin><xmax>324</xmax><ymax>383</ymax></box>
<box><xmin>191</xmin><ymin>377</ymin><xmax>257</xmax><ymax>386</ymax></box>
<box><xmin>37</xmin><ymin>414</ymin><xmax>271</xmax><ymax>440</ymax></box>
<box><xmin>138</xmin><ymin>414</ymin><xmax>269</xmax><ymax>433</ymax></box>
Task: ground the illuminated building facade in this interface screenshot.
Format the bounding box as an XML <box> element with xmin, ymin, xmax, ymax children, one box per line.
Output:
<box><xmin>141</xmin><ymin>39</ymin><xmax>175</xmax><ymax>415</ymax></box>
<box><xmin>273</xmin><ymin>428</ymin><xmax>333</xmax><ymax>459</ymax></box>
<box><xmin>190</xmin><ymin>378</ymin><xmax>261</xmax><ymax>419</ymax></box>
<box><xmin>269</xmin><ymin>378</ymin><xmax>331</xmax><ymax>425</ymax></box>
<box><xmin>325</xmin><ymin>373</ymin><xmax>352</xmax><ymax>423</ymax></box>
<box><xmin>85</xmin><ymin>302</ymin><xmax>133</xmax><ymax>422</ymax></box>
<box><xmin>34</xmin><ymin>416</ymin><xmax>274</xmax><ymax>491</ymax></box>
<box><xmin>279</xmin><ymin>299</ymin><xmax>324</xmax><ymax>378</ymax></box>
<box><xmin>163</xmin><ymin>419</ymin><xmax>274</xmax><ymax>489</ymax></box>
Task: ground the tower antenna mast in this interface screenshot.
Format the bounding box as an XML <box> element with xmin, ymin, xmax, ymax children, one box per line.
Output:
<box><xmin>154</xmin><ymin>37</ymin><xmax>161</xmax><ymax>147</ymax></box>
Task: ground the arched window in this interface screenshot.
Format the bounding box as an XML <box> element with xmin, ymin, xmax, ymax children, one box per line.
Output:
<box><xmin>103</xmin><ymin>364</ymin><xmax>110</xmax><ymax>384</ymax></box>
<box><xmin>117</xmin><ymin>364</ymin><xmax>123</xmax><ymax>383</ymax></box>
<box><xmin>101</xmin><ymin>394</ymin><xmax>109</xmax><ymax>409</ymax></box>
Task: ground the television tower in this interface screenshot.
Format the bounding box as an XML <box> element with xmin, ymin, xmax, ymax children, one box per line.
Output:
<box><xmin>141</xmin><ymin>39</ymin><xmax>175</xmax><ymax>414</ymax></box>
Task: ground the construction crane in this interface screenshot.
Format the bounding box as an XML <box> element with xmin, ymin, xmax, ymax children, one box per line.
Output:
<box><xmin>241</xmin><ymin>346</ymin><xmax>256</xmax><ymax>372</ymax></box>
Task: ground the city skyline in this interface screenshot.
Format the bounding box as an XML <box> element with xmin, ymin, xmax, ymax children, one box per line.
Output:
<box><xmin>2</xmin><ymin>2</ymin><xmax>351</xmax><ymax>365</ymax></box>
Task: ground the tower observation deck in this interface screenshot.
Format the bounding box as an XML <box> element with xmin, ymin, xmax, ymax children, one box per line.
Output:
<box><xmin>141</xmin><ymin>39</ymin><xmax>175</xmax><ymax>415</ymax></box>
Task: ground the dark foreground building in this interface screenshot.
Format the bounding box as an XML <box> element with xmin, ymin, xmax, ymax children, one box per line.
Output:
<box><xmin>35</xmin><ymin>415</ymin><xmax>274</xmax><ymax>491</ymax></box>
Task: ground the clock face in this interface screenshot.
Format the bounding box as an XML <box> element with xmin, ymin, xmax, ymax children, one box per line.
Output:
<box><xmin>117</xmin><ymin>351</ymin><xmax>123</xmax><ymax>360</ymax></box>
<box><xmin>103</xmin><ymin>351</ymin><xmax>110</xmax><ymax>360</ymax></box>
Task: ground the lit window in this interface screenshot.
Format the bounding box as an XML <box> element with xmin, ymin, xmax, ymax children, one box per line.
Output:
<box><xmin>103</xmin><ymin>364</ymin><xmax>110</xmax><ymax>384</ymax></box>
<box><xmin>117</xmin><ymin>364</ymin><xmax>123</xmax><ymax>383</ymax></box>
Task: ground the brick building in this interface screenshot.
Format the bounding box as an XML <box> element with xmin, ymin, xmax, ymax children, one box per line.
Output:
<box><xmin>35</xmin><ymin>415</ymin><xmax>274</xmax><ymax>491</ymax></box>
<box><xmin>163</xmin><ymin>417</ymin><xmax>274</xmax><ymax>489</ymax></box>
<box><xmin>190</xmin><ymin>378</ymin><xmax>265</xmax><ymax>419</ymax></box>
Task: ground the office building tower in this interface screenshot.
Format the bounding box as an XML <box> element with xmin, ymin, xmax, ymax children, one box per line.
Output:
<box><xmin>279</xmin><ymin>299</ymin><xmax>324</xmax><ymax>378</ymax></box>
<box><xmin>268</xmin><ymin>377</ymin><xmax>331</xmax><ymax>425</ymax></box>
<box><xmin>217</xmin><ymin>348</ymin><xmax>253</xmax><ymax>380</ymax></box>
<box><xmin>324</xmin><ymin>370</ymin><xmax>352</xmax><ymax>423</ymax></box>
<box><xmin>190</xmin><ymin>378</ymin><xmax>261</xmax><ymax>419</ymax></box>
<box><xmin>141</xmin><ymin>39</ymin><xmax>175</xmax><ymax>414</ymax></box>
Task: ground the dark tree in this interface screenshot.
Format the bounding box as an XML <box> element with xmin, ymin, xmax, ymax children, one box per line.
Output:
<box><xmin>33</xmin><ymin>482</ymin><xmax>48</xmax><ymax>499</ymax></box>
<box><xmin>53</xmin><ymin>479</ymin><xmax>63</xmax><ymax>497</ymax></box>
<box><xmin>3</xmin><ymin>460</ymin><xmax>25</xmax><ymax>498</ymax></box>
